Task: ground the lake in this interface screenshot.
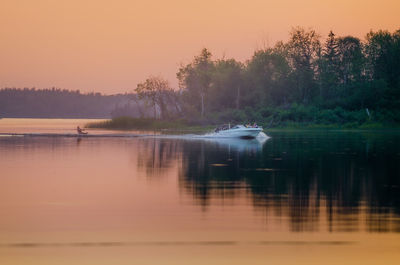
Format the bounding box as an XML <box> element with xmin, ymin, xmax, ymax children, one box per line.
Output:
<box><xmin>0</xmin><ymin>119</ymin><xmax>399</xmax><ymax>265</ymax></box>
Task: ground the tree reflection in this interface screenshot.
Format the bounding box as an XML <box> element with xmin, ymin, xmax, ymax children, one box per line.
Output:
<box><xmin>136</xmin><ymin>138</ymin><xmax>181</xmax><ymax>178</ymax></box>
<box><xmin>2</xmin><ymin>133</ymin><xmax>399</xmax><ymax>233</ymax></box>
<box><xmin>175</xmin><ymin>132</ymin><xmax>400</xmax><ymax>232</ymax></box>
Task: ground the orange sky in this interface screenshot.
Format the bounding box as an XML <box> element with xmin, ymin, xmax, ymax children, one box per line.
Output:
<box><xmin>0</xmin><ymin>0</ymin><xmax>399</xmax><ymax>94</ymax></box>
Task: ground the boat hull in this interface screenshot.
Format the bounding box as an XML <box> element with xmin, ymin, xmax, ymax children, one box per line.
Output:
<box><xmin>215</xmin><ymin>128</ymin><xmax>262</xmax><ymax>138</ymax></box>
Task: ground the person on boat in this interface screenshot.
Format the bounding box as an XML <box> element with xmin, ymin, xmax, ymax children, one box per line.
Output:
<box><xmin>77</xmin><ymin>126</ymin><xmax>88</xmax><ymax>135</ymax></box>
<box><xmin>252</xmin><ymin>122</ymin><xmax>258</xmax><ymax>128</ymax></box>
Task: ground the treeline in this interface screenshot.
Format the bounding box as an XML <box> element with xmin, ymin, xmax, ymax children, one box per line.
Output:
<box><xmin>0</xmin><ymin>87</ymin><xmax>140</xmax><ymax>118</ymax></box>
<box><xmin>2</xmin><ymin>27</ymin><xmax>400</xmax><ymax>127</ymax></box>
<box><xmin>170</xmin><ymin>27</ymin><xmax>400</xmax><ymax>127</ymax></box>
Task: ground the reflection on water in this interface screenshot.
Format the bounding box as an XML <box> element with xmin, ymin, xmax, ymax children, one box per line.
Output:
<box><xmin>135</xmin><ymin>132</ymin><xmax>400</xmax><ymax>233</ymax></box>
<box><xmin>1</xmin><ymin>129</ymin><xmax>400</xmax><ymax>264</ymax></box>
<box><xmin>1</xmin><ymin>132</ymin><xmax>400</xmax><ymax>234</ymax></box>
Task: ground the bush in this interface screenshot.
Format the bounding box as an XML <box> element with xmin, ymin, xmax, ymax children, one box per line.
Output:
<box><xmin>86</xmin><ymin>116</ymin><xmax>190</xmax><ymax>130</ymax></box>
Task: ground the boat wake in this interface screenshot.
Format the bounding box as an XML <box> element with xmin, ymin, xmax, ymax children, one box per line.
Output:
<box><xmin>0</xmin><ymin>131</ymin><xmax>270</xmax><ymax>141</ymax></box>
<box><xmin>0</xmin><ymin>133</ymin><xmax>146</xmax><ymax>138</ymax></box>
<box><xmin>0</xmin><ymin>131</ymin><xmax>270</xmax><ymax>152</ymax></box>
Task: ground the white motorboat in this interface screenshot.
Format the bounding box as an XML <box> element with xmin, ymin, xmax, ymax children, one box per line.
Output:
<box><xmin>214</xmin><ymin>124</ymin><xmax>263</xmax><ymax>139</ymax></box>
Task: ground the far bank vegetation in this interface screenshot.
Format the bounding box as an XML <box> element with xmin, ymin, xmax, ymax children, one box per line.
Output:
<box><xmin>92</xmin><ymin>27</ymin><xmax>400</xmax><ymax>129</ymax></box>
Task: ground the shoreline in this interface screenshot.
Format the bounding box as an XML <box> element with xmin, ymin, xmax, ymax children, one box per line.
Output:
<box><xmin>85</xmin><ymin>117</ymin><xmax>400</xmax><ymax>132</ymax></box>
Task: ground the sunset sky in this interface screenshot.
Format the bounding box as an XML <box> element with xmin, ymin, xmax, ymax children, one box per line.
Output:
<box><xmin>0</xmin><ymin>0</ymin><xmax>399</xmax><ymax>94</ymax></box>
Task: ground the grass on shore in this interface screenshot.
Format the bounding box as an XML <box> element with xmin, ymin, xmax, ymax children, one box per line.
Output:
<box><xmin>85</xmin><ymin>116</ymin><xmax>213</xmax><ymax>132</ymax></box>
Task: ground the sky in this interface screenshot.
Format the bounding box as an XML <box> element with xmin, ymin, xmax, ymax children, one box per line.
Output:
<box><xmin>0</xmin><ymin>0</ymin><xmax>399</xmax><ymax>94</ymax></box>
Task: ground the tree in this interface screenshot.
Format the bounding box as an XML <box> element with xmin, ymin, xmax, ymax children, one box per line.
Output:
<box><xmin>365</xmin><ymin>29</ymin><xmax>400</xmax><ymax>88</ymax></box>
<box><xmin>287</xmin><ymin>27</ymin><xmax>321</xmax><ymax>103</ymax></box>
<box><xmin>135</xmin><ymin>76</ymin><xmax>173</xmax><ymax>119</ymax></box>
<box><xmin>245</xmin><ymin>46</ymin><xmax>291</xmax><ymax>106</ymax></box>
<box><xmin>364</xmin><ymin>29</ymin><xmax>400</xmax><ymax>109</ymax></box>
<box><xmin>208</xmin><ymin>58</ymin><xmax>244</xmax><ymax>111</ymax></box>
<box><xmin>319</xmin><ymin>31</ymin><xmax>339</xmax><ymax>99</ymax></box>
<box><xmin>177</xmin><ymin>48</ymin><xmax>214</xmax><ymax>118</ymax></box>
<box><xmin>336</xmin><ymin>36</ymin><xmax>364</xmax><ymax>85</ymax></box>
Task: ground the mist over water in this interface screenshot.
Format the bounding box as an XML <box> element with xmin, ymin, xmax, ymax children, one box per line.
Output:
<box><xmin>0</xmin><ymin>119</ymin><xmax>400</xmax><ymax>264</ymax></box>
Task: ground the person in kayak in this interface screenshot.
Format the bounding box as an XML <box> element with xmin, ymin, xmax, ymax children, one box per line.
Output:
<box><xmin>77</xmin><ymin>126</ymin><xmax>88</xmax><ymax>135</ymax></box>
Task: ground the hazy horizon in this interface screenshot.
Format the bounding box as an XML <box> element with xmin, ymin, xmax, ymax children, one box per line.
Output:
<box><xmin>1</xmin><ymin>0</ymin><xmax>399</xmax><ymax>94</ymax></box>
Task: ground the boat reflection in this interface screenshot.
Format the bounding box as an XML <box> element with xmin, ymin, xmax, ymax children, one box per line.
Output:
<box><xmin>198</xmin><ymin>133</ymin><xmax>269</xmax><ymax>153</ymax></box>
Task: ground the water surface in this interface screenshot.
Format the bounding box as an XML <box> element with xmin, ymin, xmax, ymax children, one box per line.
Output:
<box><xmin>0</xmin><ymin>119</ymin><xmax>399</xmax><ymax>264</ymax></box>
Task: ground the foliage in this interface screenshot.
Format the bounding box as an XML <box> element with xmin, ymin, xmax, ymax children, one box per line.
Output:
<box><xmin>2</xmin><ymin>27</ymin><xmax>400</xmax><ymax>129</ymax></box>
<box><xmin>173</xmin><ymin>27</ymin><xmax>400</xmax><ymax>128</ymax></box>
<box><xmin>135</xmin><ymin>76</ymin><xmax>178</xmax><ymax>119</ymax></box>
<box><xmin>177</xmin><ymin>48</ymin><xmax>214</xmax><ymax>118</ymax></box>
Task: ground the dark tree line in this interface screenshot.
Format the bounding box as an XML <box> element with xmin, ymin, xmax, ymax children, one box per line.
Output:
<box><xmin>0</xmin><ymin>87</ymin><xmax>138</xmax><ymax>118</ymax></box>
<box><xmin>175</xmin><ymin>27</ymin><xmax>400</xmax><ymax>127</ymax></box>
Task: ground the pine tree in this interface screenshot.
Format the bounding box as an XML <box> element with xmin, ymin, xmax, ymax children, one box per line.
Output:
<box><xmin>320</xmin><ymin>31</ymin><xmax>339</xmax><ymax>99</ymax></box>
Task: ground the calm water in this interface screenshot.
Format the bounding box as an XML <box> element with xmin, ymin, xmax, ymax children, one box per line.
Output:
<box><xmin>1</xmin><ymin>119</ymin><xmax>400</xmax><ymax>264</ymax></box>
